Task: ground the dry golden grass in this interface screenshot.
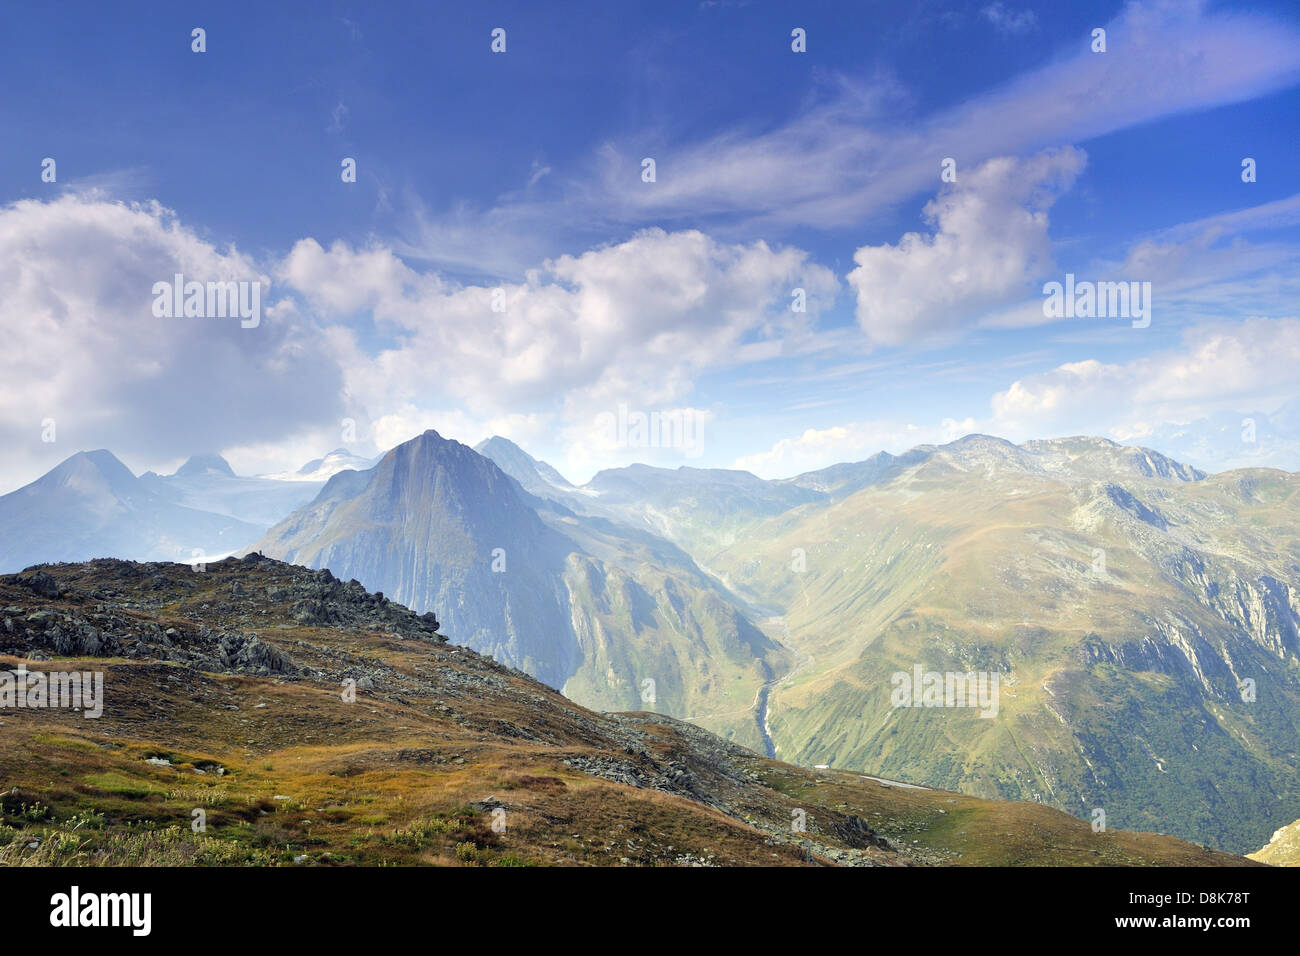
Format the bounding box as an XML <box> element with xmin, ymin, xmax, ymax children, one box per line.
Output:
<box><xmin>0</xmin><ymin>558</ymin><xmax>1264</xmax><ymax>867</ymax></box>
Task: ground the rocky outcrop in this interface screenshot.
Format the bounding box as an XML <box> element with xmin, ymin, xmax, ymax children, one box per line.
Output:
<box><xmin>0</xmin><ymin>557</ymin><xmax>446</xmax><ymax>678</ymax></box>
<box><xmin>1249</xmin><ymin>818</ymin><xmax>1300</xmax><ymax>866</ymax></box>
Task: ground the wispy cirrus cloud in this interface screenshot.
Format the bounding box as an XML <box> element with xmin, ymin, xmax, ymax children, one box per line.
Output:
<box><xmin>979</xmin><ymin>192</ymin><xmax>1300</xmax><ymax>331</ymax></box>
<box><xmin>390</xmin><ymin>1</ymin><xmax>1300</xmax><ymax>275</ymax></box>
<box><xmin>982</xmin><ymin>3</ymin><xmax>1038</xmax><ymax>36</ymax></box>
<box><xmin>574</xmin><ymin>1</ymin><xmax>1300</xmax><ymax>233</ymax></box>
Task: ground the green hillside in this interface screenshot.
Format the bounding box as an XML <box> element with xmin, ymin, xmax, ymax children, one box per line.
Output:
<box><xmin>709</xmin><ymin>436</ymin><xmax>1300</xmax><ymax>853</ymax></box>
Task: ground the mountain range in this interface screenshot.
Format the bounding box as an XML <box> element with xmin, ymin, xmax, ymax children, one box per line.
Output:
<box><xmin>0</xmin><ymin>451</ymin><xmax>264</xmax><ymax>572</ymax></box>
<box><xmin>1134</xmin><ymin>397</ymin><xmax>1300</xmax><ymax>474</ymax></box>
<box><xmin>2</xmin><ymin>429</ymin><xmax>1298</xmax><ymax>853</ymax></box>
<box><xmin>0</xmin><ymin>448</ymin><xmax>374</xmax><ymax>572</ymax></box>
<box><xmin>701</xmin><ymin>435</ymin><xmax>1300</xmax><ymax>852</ymax></box>
<box><xmin>252</xmin><ymin>430</ymin><xmax>784</xmax><ymax>748</ymax></box>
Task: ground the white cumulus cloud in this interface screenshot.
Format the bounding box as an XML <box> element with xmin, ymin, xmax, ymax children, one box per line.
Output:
<box><xmin>848</xmin><ymin>148</ymin><xmax>1084</xmax><ymax>346</ymax></box>
<box><xmin>990</xmin><ymin>317</ymin><xmax>1300</xmax><ymax>438</ymax></box>
<box><xmin>0</xmin><ymin>195</ymin><xmax>344</xmax><ymax>490</ymax></box>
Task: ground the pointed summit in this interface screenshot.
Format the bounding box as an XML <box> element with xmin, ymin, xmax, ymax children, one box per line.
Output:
<box><xmin>0</xmin><ymin>450</ymin><xmax>260</xmax><ymax>572</ymax></box>
<box><xmin>31</xmin><ymin>449</ymin><xmax>140</xmax><ymax>498</ymax></box>
<box><xmin>473</xmin><ymin>436</ymin><xmax>574</xmax><ymax>498</ymax></box>
<box><xmin>174</xmin><ymin>454</ymin><xmax>236</xmax><ymax>478</ymax></box>
<box><xmin>254</xmin><ymin>429</ymin><xmax>582</xmax><ymax>688</ymax></box>
<box><xmin>38</xmin><ymin>450</ymin><xmax>139</xmax><ymax>494</ymax></box>
<box><xmin>261</xmin><ymin>449</ymin><xmax>377</xmax><ymax>483</ymax></box>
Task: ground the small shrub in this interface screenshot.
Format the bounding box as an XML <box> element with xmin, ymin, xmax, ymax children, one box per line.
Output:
<box><xmin>66</xmin><ymin>809</ymin><xmax>106</xmax><ymax>830</ymax></box>
<box><xmin>387</xmin><ymin>816</ymin><xmax>455</xmax><ymax>850</ymax></box>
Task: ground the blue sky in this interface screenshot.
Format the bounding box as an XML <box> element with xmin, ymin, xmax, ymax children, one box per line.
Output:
<box><xmin>2</xmin><ymin>0</ymin><xmax>1299</xmax><ymax>489</ymax></box>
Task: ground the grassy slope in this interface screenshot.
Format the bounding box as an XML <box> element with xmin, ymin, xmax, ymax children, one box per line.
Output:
<box><xmin>560</xmin><ymin>553</ymin><xmax>782</xmax><ymax>753</ymax></box>
<box><xmin>0</xmin><ymin>655</ymin><xmax>1254</xmax><ymax>868</ymax></box>
<box><xmin>0</xmin><ymin>559</ymin><xmax>1256</xmax><ymax>867</ymax></box>
<box><xmin>709</xmin><ymin>452</ymin><xmax>1300</xmax><ymax>853</ymax></box>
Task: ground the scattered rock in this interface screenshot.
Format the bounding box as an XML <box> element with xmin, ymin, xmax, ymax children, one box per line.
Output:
<box><xmin>18</xmin><ymin>571</ymin><xmax>61</xmax><ymax>599</ymax></box>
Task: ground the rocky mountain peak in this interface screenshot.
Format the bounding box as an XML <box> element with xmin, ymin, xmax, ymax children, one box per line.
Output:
<box><xmin>174</xmin><ymin>454</ymin><xmax>236</xmax><ymax>478</ymax></box>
